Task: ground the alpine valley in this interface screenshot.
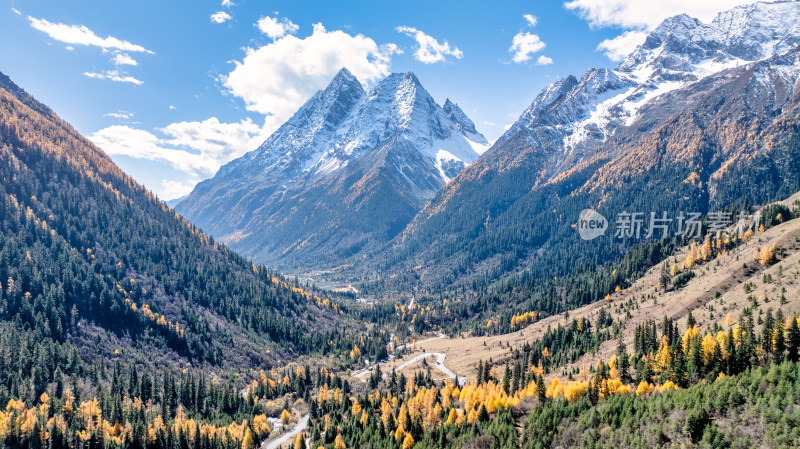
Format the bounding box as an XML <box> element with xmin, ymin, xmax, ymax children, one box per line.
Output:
<box><xmin>363</xmin><ymin>0</ymin><xmax>800</xmax><ymax>291</ymax></box>
<box><xmin>6</xmin><ymin>1</ymin><xmax>800</xmax><ymax>449</ymax></box>
<box><xmin>176</xmin><ymin>70</ymin><xmax>488</xmax><ymax>269</ymax></box>
<box><xmin>179</xmin><ymin>1</ymin><xmax>800</xmax><ymax>292</ymax></box>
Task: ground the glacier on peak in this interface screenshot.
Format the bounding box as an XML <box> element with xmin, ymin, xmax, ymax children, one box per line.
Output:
<box><xmin>214</xmin><ymin>68</ymin><xmax>486</xmax><ymax>186</ymax></box>
<box><xmin>175</xmin><ymin>68</ymin><xmax>490</xmax><ymax>265</ymax></box>
<box><xmin>494</xmin><ymin>0</ymin><xmax>800</xmax><ymax>171</ymax></box>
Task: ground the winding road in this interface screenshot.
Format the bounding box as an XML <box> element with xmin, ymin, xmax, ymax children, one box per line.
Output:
<box><xmin>352</xmin><ymin>333</ymin><xmax>465</xmax><ymax>386</ymax></box>
<box><xmin>390</xmin><ymin>352</ymin><xmax>467</xmax><ymax>385</ymax></box>
<box><xmin>262</xmin><ymin>414</ymin><xmax>309</xmax><ymax>449</ymax></box>
<box><xmin>396</xmin><ymin>333</ymin><xmax>447</xmax><ymax>351</ymax></box>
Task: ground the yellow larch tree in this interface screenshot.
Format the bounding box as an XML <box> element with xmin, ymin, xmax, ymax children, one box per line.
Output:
<box><xmin>402</xmin><ymin>433</ymin><xmax>415</xmax><ymax>449</ymax></box>
<box><xmin>241</xmin><ymin>428</ymin><xmax>257</xmax><ymax>449</ymax></box>
<box><xmin>334</xmin><ymin>434</ymin><xmax>346</xmax><ymax>449</ymax></box>
<box><xmin>350</xmin><ymin>399</ymin><xmax>361</xmax><ymax>416</ymax></box>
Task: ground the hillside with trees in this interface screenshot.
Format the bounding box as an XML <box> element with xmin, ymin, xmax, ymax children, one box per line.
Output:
<box><xmin>0</xmin><ymin>71</ymin><xmax>392</xmax><ymax>448</ymax></box>
<box><xmin>352</xmin><ymin>40</ymin><xmax>800</xmax><ymax>298</ymax></box>
<box><xmin>5</xmin><ymin>3</ymin><xmax>800</xmax><ymax>447</ymax></box>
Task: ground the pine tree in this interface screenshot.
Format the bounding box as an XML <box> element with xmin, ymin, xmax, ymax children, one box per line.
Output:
<box><xmin>587</xmin><ymin>379</ymin><xmax>599</xmax><ymax>406</ymax></box>
<box><xmin>477</xmin><ymin>405</ymin><xmax>490</xmax><ymax>422</ymax></box>
<box><xmin>788</xmin><ymin>315</ymin><xmax>800</xmax><ymax>362</ymax></box>
<box><xmin>294</xmin><ymin>433</ymin><xmax>306</xmax><ymax>449</ymax></box>
<box><xmin>616</xmin><ymin>337</ymin><xmax>632</xmax><ymax>383</ymax></box>
<box><xmin>688</xmin><ymin>336</ymin><xmax>703</xmax><ymax>379</ymax></box>
<box><xmin>659</xmin><ymin>262</ymin><xmax>670</xmax><ymax>291</ymax></box>
<box><xmin>762</xmin><ymin>308</ymin><xmax>775</xmax><ymax>356</ymax></box>
<box><xmin>512</xmin><ymin>362</ymin><xmax>521</xmax><ymax>394</ymax></box>
<box><xmin>536</xmin><ymin>374</ymin><xmax>546</xmax><ymax>403</ymax></box>
<box><xmin>725</xmin><ymin>329</ymin><xmax>737</xmax><ymax>376</ymax></box>
<box><xmin>502</xmin><ymin>363</ymin><xmax>511</xmax><ymax>395</ymax></box>
<box><xmin>774</xmin><ymin>309</ymin><xmax>786</xmax><ymax>362</ymax></box>
<box><xmin>671</xmin><ymin>343</ymin><xmax>689</xmax><ymax>388</ymax></box>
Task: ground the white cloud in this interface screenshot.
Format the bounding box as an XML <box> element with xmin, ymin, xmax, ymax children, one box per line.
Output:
<box><xmin>396</xmin><ymin>26</ymin><xmax>462</xmax><ymax>64</ymax></box>
<box><xmin>27</xmin><ymin>16</ymin><xmax>153</xmax><ymax>53</ymax></box>
<box><xmin>65</xmin><ymin>45</ymin><xmax>75</xmax><ymax>51</ymax></box>
<box><xmin>223</xmin><ymin>23</ymin><xmax>399</xmax><ymax>134</ymax></box>
<box><xmin>113</xmin><ymin>53</ymin><xmax>137</xmax><ymax>66</ymax></box>
<box><xmin>84</xmin><ymin>70</ymin><xmax>143</xmax><ymax>85</ymax></box>
<box><xmin>210</xmin><ymin>11</ymin><xmax>232</xmax><ymax>24</ymax></box>
<box><xmin>482</xmin><ymin>121</ymin><xmax>497</xmax><ymax>126</ymax></box>
<box><xmin>160</xmin><ymin>117</ymin><xmax>261</xmax><ymax>165</ymax></box>
<box><xmin>104</xmin><ymin>111</ymin><xmax>133</xmax><ymax>119</ymax></box>
<box><xmin>90</xmin><ymin>118</ymin><xmax>263</xmax><ymax>179</ymax></box>
<box><xmin>91</xmin><ymin>126</ymin><xmax>218</xmax><ymax>176</ymax></box>
<box><xmin>169</xmin><ymin>105</ymin><xmax>176</xmax><ymax>111</ymax></box>
<box><xmin>161</xmin><ymin>180</ymin><xmax>199</xmax><ymax>201</ymax></box>
<box><xmin>596</xmin><ymin>30</ymin><xmax>648</xmax><ymax>61</ymax></box>
<box><xmin>221</xmin><ymin>0</ymin><xmax>234</xmax><ymax>7</ymax></box>
<box><xmin>11</xmin><ymin>8</ymin><xmax>21</xmax><ymax>15</ymax></box>
<box><xmin>536</xmin><ymin>55</ymin><xmax>554</xmax><ymax>65</ymax></box>
<box><xmin>564</xmin><ymin>0</ymin><xmax>752</xmax><ymax>62</ymax></box>
<box><xmin>523</xmin><ymin>14</ymin><xmax>538</xmax><ymax>27</ymax></box>
<box><xmin>509</xmin><ymin>32</ymin><xmax>546</xmax><ymax>63</ymax></box>
<box><xmin>257</xmin><ymin>15</ymin><xmax>299</xmax><ymax>39</ymax></box>
<box><xmin>563</xmin><ymin>0</ymin><xmax>752</xmax><ymax>29</ymax></box>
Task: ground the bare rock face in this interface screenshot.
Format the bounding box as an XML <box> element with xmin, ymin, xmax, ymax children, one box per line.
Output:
<box><xmin>176</xmin><ymin>69</ymin><xmax>487</xmax><ymax>268</ymax></box>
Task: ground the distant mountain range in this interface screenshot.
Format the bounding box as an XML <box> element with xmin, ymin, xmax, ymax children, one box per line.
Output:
<box><xmin>177</xmin><ymin>0</ymin><xmax>800</xmax><ymax>290</ymax></box>
<box><xmin>176</xmin><ymin>69</ymin><xmax>487</xmax><ymax>268</ymax></box>
<box><xmin>375</xmin><ymin>0</ymin><xmax>800</xmax><ymax>288</ymax></box>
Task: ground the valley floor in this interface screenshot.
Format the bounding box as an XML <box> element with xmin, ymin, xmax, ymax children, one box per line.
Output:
<box><xmin>382</xmin><ymin>192</ymin><xmax>800</xmax><ymax>384</ymax></box>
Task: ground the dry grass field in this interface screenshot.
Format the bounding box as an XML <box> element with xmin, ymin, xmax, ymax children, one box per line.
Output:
<box><xmin>371</xmin><ymin>192</ymin><xmax>800</xmax><ymax>382</ymax></box>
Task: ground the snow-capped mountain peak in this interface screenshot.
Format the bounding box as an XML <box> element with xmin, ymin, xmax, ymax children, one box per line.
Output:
<box><xmin>306</xmin><ymin>70</ymin><xmax>482</xmax><ymax>179</ymax></box>
<box><xmin>619</xmin><ymin>1</ymin><xmax>800</xmax><ymax>81</ymax></box>
<box><xmin>220</xmin><ymin>68</ymin><xmax>487</xmax><ymax>184</ymax></box>
<box><xmin>493</xmin><ymin>0</ymin><xmax>800</xmax><ymax>173</ymax></box>
<box><xmin>184</xmin><ymin>68</ymin><xmax>488</xmax><ymax>205</ymax></box>
<box><xmin>443</xmin><ymin>99</ymin><xmax>490</xmax><ymax>153</ymax></box>
<box><xmin>175</xmin><ymin>68</ymin><xmax>488</xmax><ymax>266</ymax></box>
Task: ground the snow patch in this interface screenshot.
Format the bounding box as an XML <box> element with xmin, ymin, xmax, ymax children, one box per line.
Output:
<box><xmin>434</xmin><ymin>149</ymin><xmax>464</xmax><ymax>182</ymax></box>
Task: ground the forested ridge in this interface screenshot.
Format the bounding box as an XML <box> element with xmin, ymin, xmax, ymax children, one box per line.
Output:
<box><xmin>3</xmin><ymin>34</ymin><xmax>800</xmax><ymax>448</ymax></box>
<box><xmin>0</xmin><ymin>71</ymin><xmax>395</xmax><ymax>448</ymax></box>
<box><xmin>351</xmin><ymin>47</ymin><xmax>800</xmax><ymax>300</ymax></box>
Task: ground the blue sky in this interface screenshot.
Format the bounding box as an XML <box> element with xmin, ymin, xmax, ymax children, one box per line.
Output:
<box><xmin>0</xmin><ymin>0</ymin><xmax>753</xmax><ymax>199</ymax></box>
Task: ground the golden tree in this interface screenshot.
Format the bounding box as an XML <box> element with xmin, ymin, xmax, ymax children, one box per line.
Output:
<box><xmin>280</xmin><ymin>409</ymin><xmax>292</xmax><ymax>425</ymax></box>
<box><xmin>334</xmin><ymin>434</ymin><xmax>347</xmax><ymax>449</ymax></box>
<box><xmin>350</xmin><ymin>400</ymin><xmax>361</xmax><ymax>416</ymax></box>
<box><xmin>402</xmin><ymin>433</ymin><xmax>415</xmax><ymax>449</ymax></box>
<box><xmin>241</xmin><ymin>428</ymin><xmax>257</xmax><ymax>449</ymax></box>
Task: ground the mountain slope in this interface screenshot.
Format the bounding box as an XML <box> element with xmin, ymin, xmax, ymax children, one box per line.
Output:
<box><xmin>176</xmin><ymin>69</ymin><xmax>487</xmax><ymax>269</ymax></box>
<box><xmin>0</xmin><ymin>70</ymin><xmax>346</xmax><ymax>375</ymax></box>
<box><xmin>367</xmin><ymin>0</ymin><xmax>800</xmax><ymax>290</ymax></box>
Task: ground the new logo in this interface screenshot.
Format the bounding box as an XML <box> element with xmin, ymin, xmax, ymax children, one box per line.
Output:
<box><xmin>577</xmin><ymin>209</ymin><xmax>608</xmax><ymax>240</ymax></box>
